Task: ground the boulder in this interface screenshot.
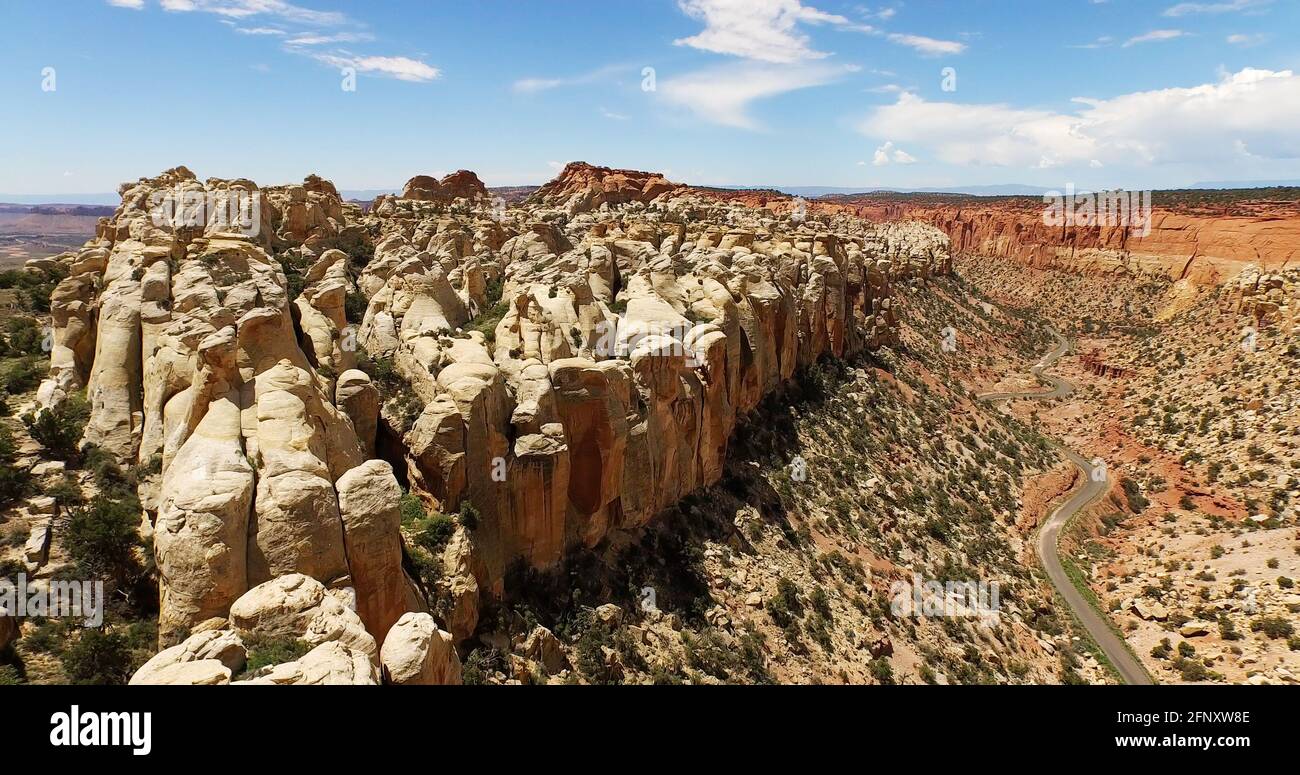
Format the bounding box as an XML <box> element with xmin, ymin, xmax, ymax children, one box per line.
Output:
<box><xmin>130</xmin><ymin>629</ymin><xmax>247</xmax><ymax>685</ymax></box>
<box><xmin>133</xmin><ymin>660</ymin><xmax>231</xmax><ymax>686</ymax></box>
<box><xmin>335</xmin><ymin>461</ymin><xmax>424</xmax><ymax>645</ymax></box>
<box><xmin>519</xmin><ymin>626</ymin><xmax>568</xmax><ymax>675</ymax></box>
<box><xmin>228</xmin><ymin>574</ymin><xmax>377</xmax><ymax>660</ymax></box>
<box><xmin>242</xmin><ymin>641</ymin><xmax>380</xmax><ymax>686</ymax></box>
<box><xmin>380</xmin><ymin>612</ymin><xmax>462</xmax><ymax>685</ymax></box>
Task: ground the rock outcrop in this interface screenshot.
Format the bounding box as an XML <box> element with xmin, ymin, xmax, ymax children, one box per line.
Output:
<box><xmin>35</xmin><ymin>163</ymin><xmax>952</xmax><ymax>673</ymax></box>
<box><xmin>379</xmin><ymin>612</ymin><xmax>461</xmax><ymax>685</ymax></box>
<box><xmin>528</xmin><ymin>162</ymin><xmax>682</xmax><ymax>213</ymax></box>
<box><xmin>129</xmin><ymin>576</ymin><xmax>385</xmax><ymax>685</ymax></box>
<box><xmin>827</xmin><ymin>196</ymin><xmax>1298</xmax><ymax>286</ymax></box>
<box><xmin>399</xmin><ymin>171</ymin><xmax>489</xmax><ymax>204</ymax></box>
<box><xmin>32</xmin><ymin>170</ymin><xmax>421</xmax><ymax>647</ymax></box>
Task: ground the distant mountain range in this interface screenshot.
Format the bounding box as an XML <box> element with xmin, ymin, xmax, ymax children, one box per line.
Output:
<box><xmin>6</xmin><ymin>179</ymin><xmax>1300</xmax><ymax>207</ymax></box>
<box><xmin>755</xmin><ymin>184</ymin><xmax>1058</xmax><ymax>198</ymax></box>
<box><xmin>1186</xmin><ymin>179</ymin><xmax>1300</xmax><ymax>189</ymax></box>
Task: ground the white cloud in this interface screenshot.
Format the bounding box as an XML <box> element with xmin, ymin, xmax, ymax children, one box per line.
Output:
<box><xmin>872</xmin><ymin>141</ymin><xmax>916</xmax><ymax>165</ymax></box>
<box><xmin>284</xmin><ymin>32</ymin><xmax>372</xmax><ymax>46</ymax></box>
<box><xmin>1164</xmin><ymin>0</ymin><xmax>1270</xmax><ymax>16</ymax></box>
<box><xmin>1123</xmin><ymin>29</ymin><xmax>1188</xmax><ymax>46</ymax></box>
<box><xmin>887</xmin><ymin>33</ymin><xmax>965</xmax><ymax>56</ymax></box>
<box><xmin>106</xmin><ymin>0</ymin><xmax>144</xmax><ymax>8</ymax></box>
<box><xmin>659</xmin><ymin>61</ymin><xmax>851</xmax><ymax>129</ymax></box>
<box><xmin>313</xmin><ymin>53</ymin><xmax>440</xmax><ymax>82</ymax></box>
<box><xmin>673</xmin><ymin>0</ymin><xmax>872</xmax><ymax>63</ymax></box>
<box><xmin>600</xmin><ymin>108</ymin><xmax>630</xmax><ymax>121</ymax></box>
<box><xmin>110</xmin><ymin>0</ymin><xmax>437</xmax><ymax>84</ymax></box>
<box><xmin>158</xmin><ymin>0</ymin><xmax>346</xmax><ymax>26</ymax></box>
<box><xmin>1226</xmin><ymin>33</ymin><xmax>1267</xmax><ymax>46</ymax></box>
<box><xmin>1069</xmin><ymin>36</ymin><xmax>1114</xmax><ymax>49</ymax></box>
<box><xmin>858</xmin><ymin>68</ymin><xmax>1300</xmax><ymax>169</ymax></box>
<box><xmin>512</xmin><ymin>65</ymin><xmax>626</xmax><ymax>94</ymax></box>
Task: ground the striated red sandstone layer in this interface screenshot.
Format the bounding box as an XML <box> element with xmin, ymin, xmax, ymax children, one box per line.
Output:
<box><xmin>529</xmin><ymin>161</ymin><xmax>683</xmax><ymax>212</ymax></box>
<box><xmin>692</xmin><ymin>189</ymin><xmax>1300</xmax><ymax>287</ymax></box>
<box><xmin>849</xmin><ymin>200</ymin><xmax>1298</xmax><ymax>286</ymax></box>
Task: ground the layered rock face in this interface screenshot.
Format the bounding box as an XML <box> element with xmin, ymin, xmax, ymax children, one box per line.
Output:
<box><xmin>354</xmin><ymin>179</ymin><xmax>948</xmax><ymax>638</ymax></box>
<box><xmin>397</xmin><ymin>171</ymin><xmax>489</xmax><ymax>204</ymax></box>
<box><xmin>831</xmin><ymin>197</ymin><xmax>1298</xmax><ymax>286</ymax></box>
<box><xmin>32</xmin><ymin>163</ymin><xmax>952</xmax><ymax>675</ymax></box>
<box><xmin>528</xmin><ymin>162</ymin><xmax>682</xmax><ymax>213</ymax></box>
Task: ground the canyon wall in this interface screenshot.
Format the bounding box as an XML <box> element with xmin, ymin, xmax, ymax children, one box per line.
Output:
<box><xmin>698</xmin><ymin>190</ymin><xmax>1299</xmax><ymax>287</ymax></box>
<box><xmin>27</xmin><ymin>163</ymin><xmax>953</xmax><ymax>661</ymax></box>
<box><xmin>844</xmin><ymin>200</ymin><xmax>1299</xmax><ymax>286</ymax></box>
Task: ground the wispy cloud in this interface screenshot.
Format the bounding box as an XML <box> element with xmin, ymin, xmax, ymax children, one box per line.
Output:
<box><xmin>512</xmin><ymin>65</ymin><xmax>629</xmax><ymax>94</ymax></box>
<box><xmin>157</xmin><ymin>0</ymin><xmax>346</xmax><ymax>26</ymax></box>
<box><xmin>1164</xmin><ymin>0</ymin><xmax>1271</xmax><ymax>16</ymax></box>
<box><xmin>673</xmin><ymin>0</ymin><xmax>873</xmax><ymax>63</ymax></box>
<box><xmin>1123</xmin><ymin>29</ymin><xmax>1188</xmax><ymax>47</ymax></box>
<box><xmin>283</xmin><ymin>32</ymin><xmax>373</xmax><ymax>46</ymax></box>
<box><xmin>1069</xmin><ymin>36</ymin><xmax>1114</xmax><ymax>50</ymax></box>
<box><xmin>107</xmin><ymin>0</ymin><xmax>438</xmax><ymax>83</ymax></box>
<box><xmin>659</xmin><ymin>61</ymin><xmax>853</xmax><ymax>129</ymax></box>
<box><xmin>1226</xmin><ymin>32</ymin><xmax>1267</xmax><ymax>46</ymax></box>
<box><xmin>231</xmin><ymin>26</ymin><xmax>286</xmax><ymax>35</ymax></box>
<box><xmin>887</xmin><ymin>33</ymin><xmax>965</xmax><ymax>56</ymax></box>
<box><xmin>311</xmin><ymin>53</ymin><xmax>440</xmax><ymax>82</ymax></box>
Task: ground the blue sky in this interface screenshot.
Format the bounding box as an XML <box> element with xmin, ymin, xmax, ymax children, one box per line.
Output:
<box><xmin>2</xmin><ymin>0</ymin><xmax>1298</xmax><ymax>195</ymax></box>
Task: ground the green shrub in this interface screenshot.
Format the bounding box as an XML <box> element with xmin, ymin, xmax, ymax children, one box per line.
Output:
<box><xmin>0</xmin><ymin>425</ymin><xmax>30</xmax><ymax>506</ymax></box>
<box><xmin>1121</xmin><ymin>478</ymin><xmax>1148</xmax><ymax>512</ymax></box>
<box><xmin>765</xmin><ymin>577</ymin><xmax>803</xmax><ymax>627</ymax></box>
<box><xmin>1175</xmin><ymin>657</ymin><xmax>1211</xmax><ymax>682</ymax></box>
<box><xmin>0</xmin><ymin>266</ymin><xmax>65</xmax><ymax>314</ymax></box>
<box><xmin>2</xmin><ymin>355</ymin><xmax>44</xmax><ymax>394</ymax></box>
<box><xmin>469</xmin><ymin>300</ymin><xmax>510</xmax><ymax>346</ymax></box>
<box><xmin>458</xmin><ymin>500</ymin><xmax>480</xmax><ymax>531</ymax></box>
<box><xmin>61</xmin><ymin>629</ymin><xmax>133</xmax><ymax>685</ymax></box>
<box><xmin>344</xmin><ymin>291</ymin><xmax>368</xmax><ymax>324</ymax></box>
<box><xmin>399</xmin><ymin>492</ymin><xmax>426</xmax><ymax>526</ymax></box>
<box><xmin>82</xmin><ymin>445</ymin><xmax>132</xmax><ymax>493</ymax></box>
<box><xmin>4</xmin><ymin>317</ymin><xmax>46</xmax><ymax>357</ymax></box>
<box><xmin>23</xmin><ymin>394</ymin><xmax>90</xmax><ymax>459</ymax></box>
<box><xmin>414</xmin><ymin>514</ymin><xmax>456</xmax><ymax>553</ymax></box>
<box><xmin>65</xmin><ymin>492</ymin><xmax>143</xmax><ymax>586</ymax></box>
<box><xmin>1251</xmin><ymin>616</ymin><xmax>1294</xmax><ymax>640</ymax></box>
<box><xmin>240</xmin><ymin>636</ymin><xmax>313</xmax><ymax>677</ymax></box>
<box><xmin>870</xmin><ymin>657</ymin><xmax>895</xmax><ymax>685</ymax></box>
<box><xmin>0</xmin><ymin>664</ymin><xmax>23</xmax><ymax>685</ymax></box>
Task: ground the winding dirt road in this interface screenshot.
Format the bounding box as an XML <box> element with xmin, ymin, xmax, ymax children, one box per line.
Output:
<box><xmin>981</xmin><ymin>329</ymin><xmax>1153</xmax><ymax>686</ymax></box>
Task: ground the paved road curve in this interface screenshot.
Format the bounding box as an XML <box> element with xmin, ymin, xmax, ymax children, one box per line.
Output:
<box><xmin>980</xmin><ymin>329</ymin><xmax>1153</xmax><ymax>685</ymax></box>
